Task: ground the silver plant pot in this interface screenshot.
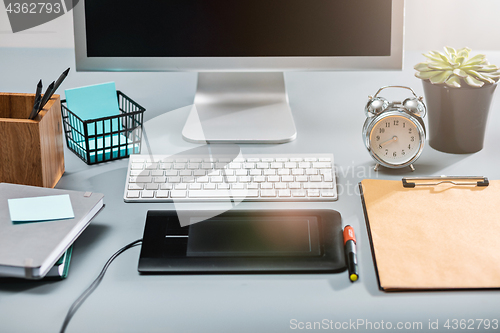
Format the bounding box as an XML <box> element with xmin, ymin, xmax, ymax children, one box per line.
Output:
<box><xmin>422</xmin><ymin>80</ymin><xmax>497</xmax><ymax>154</ymax></box>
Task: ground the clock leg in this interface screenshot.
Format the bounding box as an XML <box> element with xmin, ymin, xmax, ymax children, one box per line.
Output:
<box><xmin>409</xmin><ymin>164</ymin><xmax>415</xmax><ymax>172</ymax></box>
<box><xmin>374</xmin><ymin>163</ymin><xmax>380</xmax><ymax>171</ymax></box>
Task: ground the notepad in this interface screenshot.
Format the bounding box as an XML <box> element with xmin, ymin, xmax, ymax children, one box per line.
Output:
<box><xmin>65</xmin><ymin>82</ymin><xmax>121</xmax><ymax>136</ymax></box>
<box><xmin>8</xmin><ymin>194</ymin><xmax>75</xmax><ymax>223</ymax></box>
<box><xmin>360</xmin><ymin>178</ymin><xmax>500</xmax><ymax>291</ymax></box>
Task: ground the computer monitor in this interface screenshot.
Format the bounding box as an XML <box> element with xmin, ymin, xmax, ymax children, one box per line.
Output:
<box><xmin>73</xmin><ymin>0</ymin><xmax>404</xmax><ymax>143</ymax></box>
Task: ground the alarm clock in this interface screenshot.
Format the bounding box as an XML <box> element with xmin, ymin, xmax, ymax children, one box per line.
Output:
<box><xmin>362</xmin><ymin>85</ymin><xmax>426</xmax><ymax>171</ymax></box>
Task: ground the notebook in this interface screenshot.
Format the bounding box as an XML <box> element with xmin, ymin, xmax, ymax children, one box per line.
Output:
<box><xmin>0</xmin><ymin>183</ymin><xmax>104</xmax><ymax>279</ymax></box>
<box><xmin>359</xmin><ymin>178</ymin><xmax>500</xmax><ymax>291</ymax></box>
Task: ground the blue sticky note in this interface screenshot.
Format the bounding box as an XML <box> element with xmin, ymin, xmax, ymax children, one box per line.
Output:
<box><xmin>8</xmin><ymin>195</ymin><xmax>75</xmax><ymax>223</ymax></box>
<box><xmin>65</xmin><ymin>82</ymin><xmax>121</xmax><ymax>136</ymax></box>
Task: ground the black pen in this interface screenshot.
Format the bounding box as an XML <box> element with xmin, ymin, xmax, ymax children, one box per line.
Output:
<box><xmin>31</xmin><ymin>81</ymin><xmax>54</xmax><ymax>119</ymax></box>
<box><xmin>343</xmin><ymin>225</ymin><xmax>359</xmax><ymax>282</ymax></box>
<box><xmin>37</xmin><ymin>67</ymin><xmax>70</xmax><ymax>113</ymax></box>
<box><xmin>28</xmin><ymin>79</ymin><xmax>43</xmax><ymax>119</ymax></box>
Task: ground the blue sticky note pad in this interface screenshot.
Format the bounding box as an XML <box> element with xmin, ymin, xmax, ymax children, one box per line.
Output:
<box><xmin>8</xmin><ymin>195</ymin><xmax>75</xmax><ymax>223</ymax></box>
<box><xmin>65</xmin><ymin>82</ymin><xmax>121</xmax><ymax>136</ymax></box>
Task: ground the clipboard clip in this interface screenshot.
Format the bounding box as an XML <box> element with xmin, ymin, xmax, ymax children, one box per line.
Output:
<box><xmin>402</xmin><ymin>176</ymin><xmax>489</xmax><ymax>188</ymax></box>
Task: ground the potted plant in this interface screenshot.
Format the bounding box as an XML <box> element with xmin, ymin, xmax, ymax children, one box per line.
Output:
<box><xmin>414</xmin><ymin>47</ymin><xmax>499</xmax><ymax>153</ymax></box>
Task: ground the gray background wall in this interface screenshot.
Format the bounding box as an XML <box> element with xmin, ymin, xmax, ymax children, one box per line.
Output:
<box><xmin>1</xmin><ymin>0</ymin><xmax>500</xmax><ymax>51</ymax></box>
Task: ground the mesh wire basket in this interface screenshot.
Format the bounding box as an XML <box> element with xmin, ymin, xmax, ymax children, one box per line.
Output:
<box><xmin>61</xmin><ymin>90</ymin><xmax>145</xmax><ymax>164</ymax></box>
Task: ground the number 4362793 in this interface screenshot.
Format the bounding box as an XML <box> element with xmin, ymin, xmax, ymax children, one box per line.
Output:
<box><xmin>444</xmin><ymin>319</ymin><xmax>498</xmax><ymax>330</ymax></box>
<box><xmin>5</xmin><ymin>3</ymin><xmax>62</xmax><ymax>14</ymax></box>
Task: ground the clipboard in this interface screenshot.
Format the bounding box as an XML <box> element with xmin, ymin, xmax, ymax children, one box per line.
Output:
<box><xmin>359</xmin><ymin>177</ymin><xmax>500</xmax><ymax>291</ymax></box>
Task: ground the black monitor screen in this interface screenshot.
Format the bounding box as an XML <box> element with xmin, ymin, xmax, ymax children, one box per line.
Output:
<box><xmin>85</xmin><ymin>0</ymin><xmax>392</xmax><ymax>57</ymax></box>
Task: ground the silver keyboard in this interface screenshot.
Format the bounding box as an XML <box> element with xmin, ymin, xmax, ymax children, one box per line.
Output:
<box><xmin>124</xmin><ymin>153</ymin><xmax>337</xmax><ymax>202</ymax></box>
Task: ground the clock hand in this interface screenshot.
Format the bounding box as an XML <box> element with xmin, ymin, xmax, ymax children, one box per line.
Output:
<box><xmin>379</xmin><ymin>136</ymin><xmax>398</xmax><ymax>148</ymax></box>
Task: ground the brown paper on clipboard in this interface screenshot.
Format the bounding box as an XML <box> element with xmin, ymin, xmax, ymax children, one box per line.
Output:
<box><xmin>360</xmin><ymin>179</ymin><xmax>500</xmax><ymax>291</ymax></box>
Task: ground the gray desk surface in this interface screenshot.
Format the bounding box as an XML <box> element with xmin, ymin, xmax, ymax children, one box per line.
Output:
<box><xmin>1</xmin><ymin>48</ymin><xmax>500</xmax><ymax>333</ymax></box>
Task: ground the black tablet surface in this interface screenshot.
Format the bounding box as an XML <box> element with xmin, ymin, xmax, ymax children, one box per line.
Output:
<box><xmin>138</xmin><ymin>209</ymin><xmax>346</xmax><ymax>274</ymax></box>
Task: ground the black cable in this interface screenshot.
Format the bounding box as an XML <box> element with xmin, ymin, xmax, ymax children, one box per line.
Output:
<box><xmin>60</xmin><ymin>239</ymin><xmax>143</xmax><ymax>333</ymax></box>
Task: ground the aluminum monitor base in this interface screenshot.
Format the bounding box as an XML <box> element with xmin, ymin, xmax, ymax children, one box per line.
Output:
<box><xmin>182</xmin><ymin>72</ymin><xmax>297</xmax><ymax>143</ymax></box>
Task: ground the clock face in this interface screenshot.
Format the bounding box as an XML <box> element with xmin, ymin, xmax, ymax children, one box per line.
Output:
<box><xmin>369</xmin><ymin>115</ymin><xmax>421</xmax><ymax>165</ymax></box>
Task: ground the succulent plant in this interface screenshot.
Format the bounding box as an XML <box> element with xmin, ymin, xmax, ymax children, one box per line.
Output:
<box><xmin>414</xmin><ymin>47</ymin><xmax>500</xmax><ymax>88</ymax></box>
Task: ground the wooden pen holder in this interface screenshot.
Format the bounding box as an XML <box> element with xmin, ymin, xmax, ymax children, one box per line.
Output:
<box><xmin>0</xmin><ymin>93</ymin><xmax>64</xmax><ymax>188</ymax></box>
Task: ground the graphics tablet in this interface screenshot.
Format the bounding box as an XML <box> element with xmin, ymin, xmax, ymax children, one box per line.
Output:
<box><xmin>138</xmin><ymin>209</ymin><xmax>346</xmax><ymax>274</ymax></box>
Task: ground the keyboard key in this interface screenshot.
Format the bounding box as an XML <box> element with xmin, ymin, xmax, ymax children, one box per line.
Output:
<box><xmin>307</xmin><ymin>189</ymin><xmax>320</xmax><ymax>197</ymax></box>
<box><xmin>278</xmin><ymin>169</ymin><xmax>290</xmax><ymax>175</ymax></box>
<box><xmin>171</xmin><ymin>190</ymin><xmax>187</xmax><ymax>198</ymax></box>
<box><xmin>130</xmin><ymin>176</ymin><xmax>152</xmax><ymax>183</ymax></box>
<box><xmin>145</xmin><ymin>183</ymin><xmax>159</xmax><ymax>190</ymax></box>
<box><xmin>291</xmin><ymin>190</ymin><xmax>306</xmax><ymax>197</ymax></box>
<box><xmin>126</xmin><ymin>191</ymin><xmax>141</xmax><ymax>198</ymax></box>
<box><xmin>168</xmin><ymin>176</ymin><xmax>181</xmax><ymax>183</ymax></box>
<box><xmin>261</xmin><ymin>183</ymin><xmax>273</xmax><ymax>189</ymax></box>
<box><xmin>281</xmin><ymin>176</ymin><xmax>294</xmax><ymax>182</ymax></box>
<box><xmin>165</xmin><ymin>170</ymin><xmax>178</xmax><ymax>176</ymax></box>
<box><xmin>235</xmin><ymin>169</ymin><xmax>247</xmax><ymax>176</ymax></box>
<box><xmin>160</xmin><ymin>183</ymin><xmax>173</xmax><ymax>190</ymax></box>
<box><xmin>261</xmin><ymin>189</ymin><xmax>277</xmax><ymax>197</ymax></box>
<box><xmin>249</xmin><ymin>169</ymin><xmax>262</xmax><ymax>176</ymax></box>
<box><xmin>268</xmin><ymin>176</ymin><xmax>280</xmax><ymax>182</ymax></box>
<box><xmin>210</xmin><ymin>176</ymin><xmax>223</xmax><ymax>183</ymax></box>
<box><xmin>197</xmin><ymin>176</ymin><xmax>209</xmax><ymax>183</ymax></box>
<box><xmin>131</xmin><ymin>163</ymin><xmax>144</xmax><ymax>170</ymax></box>
<box><xmin>145</xmin><ymin>163</ymin><xmax>158</xmax><ymax>170</ymax></box>
<box><xmin>278</xmin><ymin>189</ymin><xmax>291</xmax><ymax>197</ymax></box>
<box><xmin>296</xmin><ymin>176</ymin><xmax>308</xmax><ymax>182</ymax></box>
<box><xmin>306</xmin><ymin>169</ymin><xmax>318</xmax><ymax>175</ymax></box>
<box><xmin>175</xmin><ymin>184</ymin><xmax>187</xmax><ymax>190</ymax></box>
<box><xmin>141</xmin><ymin>190</ymin><xmax>155</xmax><ymax>198</ymax></box>
<box><xmin>324</xmin><ymin>174</ymin><xmax>334</xmax><ymax>182</ymax></box>
<box><xmin>156</xmin><ymin>190</ymin><xmax>169</xmax><ymax>198</ymax></box>
<box><xmin>193</xmin><ymin>170</ymin><xmax>206</xmax><ymax>176</ymax></box>
<box><xmin>310</xmin><ymin>175</ymin><xmax>322</xmax><ymax>182</ymax></box>
<box><xmin>128</xmin><ymin>184</ymin><xmax>144</xmax><ymax>190</ymax></box>
<box><xmin>154</xmin><ymin>176</ymin><xmax>166</xmax><ymax>183</ymax></box>
<box><xmin>189</xmin><ymin>183</ymin><xmax>202</xmax><ymax>190</ymax></box>
<box><xmin>264</xmin><ymin>169</ymin><xmax>276</xmax><ymax>176</ymax></box>
<box><xmin>321</xmin><ymin>190</ymin><xmax>336</xmax><ymax>197</ymax></box>
<box><xmin>151</xmin><ymin>170</ymin><xmax>164</xmax><ymax>177</ymax></box>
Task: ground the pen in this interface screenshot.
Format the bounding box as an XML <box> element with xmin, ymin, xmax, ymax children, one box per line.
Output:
<box><xmin>343</xmin><ymin>225</ymin><xmax>359</xmax><ymax>282</ymax></box>
<box><xmin>28</xmin><ymin>79</ymin><xmax>43</xmax><ymax>119</ymax></box>
<box><xmin>37</xmin><ymin>67</ymin><xmax>70</xmax><ymax>113</ymax></box>
<box><xmin>31</xmin><ymin>81</ymin><xmax>54</xmax><ymax>119</ymax></box>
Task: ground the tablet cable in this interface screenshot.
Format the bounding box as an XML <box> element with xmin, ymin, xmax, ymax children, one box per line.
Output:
<box><xmin>59</xmin><ymin>239</ymin><xmax>143</xmax><ymax>333</ymax></box>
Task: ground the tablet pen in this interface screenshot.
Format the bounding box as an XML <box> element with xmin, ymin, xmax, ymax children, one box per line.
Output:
<box><xmin>343</xmin><ymin>225</ymin><xmax>359</xmax><ymax>282</ymax></box>
<box><xmin>38</xmin><ymin>68</ymin><xmax>70</xmax><ymax>112</ymax></box>
<box><xmin>31</xmin><ymin>81</ymin><xmax>54</xmax><ymax>119</ymax></box>
<box><xmin>28</xmin><ymin>79</ymin><xmax>42</xmax><ymax>119</ymax></box>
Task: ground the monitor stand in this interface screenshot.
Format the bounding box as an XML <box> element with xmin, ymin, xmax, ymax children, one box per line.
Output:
<box><xmin>182</xmin><ymin>72</ymin><xmax>297</xmax><ymax>143</ymax></box>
